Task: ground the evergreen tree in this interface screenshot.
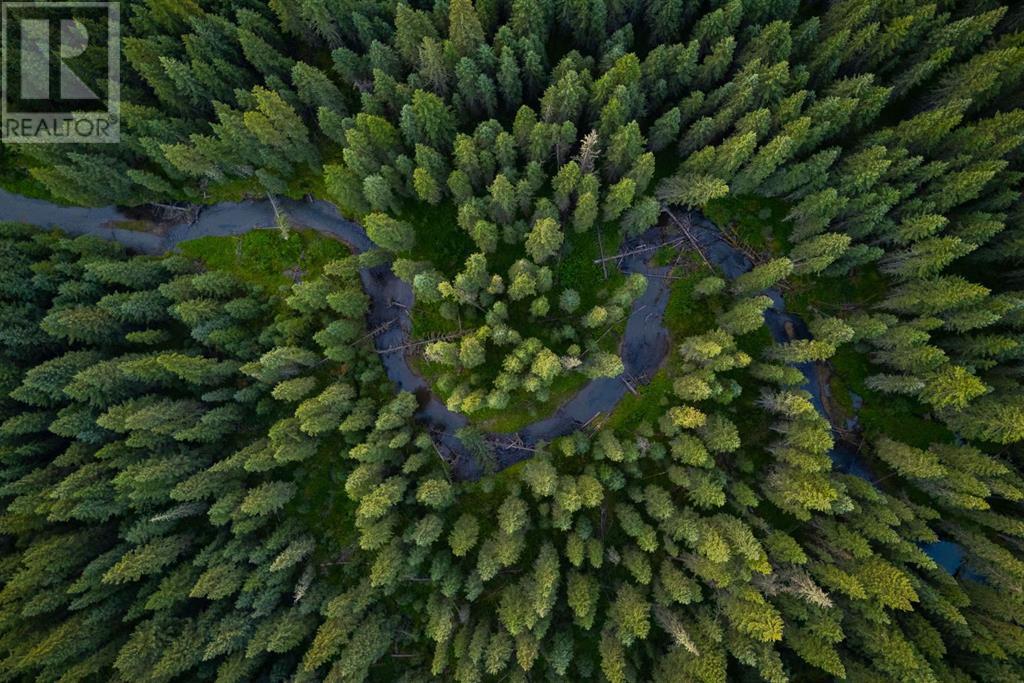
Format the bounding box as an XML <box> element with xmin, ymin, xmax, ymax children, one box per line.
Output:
<box><xmin>364</xmin><ymin>213</ymin><xmax>416</xmax><ymax>252</ymax></box>
<box><xmin>525</xmin><ymin>218</ymin><xmax>563</xmax><ymax>263</ymax></box>
<box><xmin>449</xmin><ymin>0</ymin><xmax>486</xmax><ymax>59</ymax></box>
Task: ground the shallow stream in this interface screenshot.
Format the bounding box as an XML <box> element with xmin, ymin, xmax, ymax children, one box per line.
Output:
<box><xmin>0</xmin><ymin>189</ymin><xmax>970</xmax><ymax>575</ymax></box>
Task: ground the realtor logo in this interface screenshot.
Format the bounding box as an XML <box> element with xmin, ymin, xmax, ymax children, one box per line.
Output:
<box><xmin>2</xmin><ymin>2</ymin><xmax>119</xmax><ymax>143</ymax></box>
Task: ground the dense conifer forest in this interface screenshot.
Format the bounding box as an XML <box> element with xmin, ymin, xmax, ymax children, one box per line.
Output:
<box><xmin>1</xmin><ymin>0</ymin><xmax>1024</xmax><ymax>680</ymax></box>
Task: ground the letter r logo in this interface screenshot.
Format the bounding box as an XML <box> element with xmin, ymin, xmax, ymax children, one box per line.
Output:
<box><xmin>20</xmin><ymin>18</ymin><xmax>99</xmax><ymax>101</ymax></box>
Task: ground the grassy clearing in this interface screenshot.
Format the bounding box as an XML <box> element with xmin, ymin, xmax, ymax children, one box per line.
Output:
<box><xmin>705</xmin><ymin>195</ymin><xmax>793</xmax><ymax>255</ymax></box>
<box><xmin>196</xmin><ymin>157</ymin><xmax>330</xmax><ymax>205</ymax></box>
<box><xmin>607</xmin><ymin>367</ymin><xmax>674</xmax><ymax>431</ymax></box>
<box><xmin>400</xmin><ymin>200</ymin><xmax>475</xmax><ymax>275</ymax></box>
<box><xmin>788</xmin><ymin>265</ymin><xmax>887</xmax><ymax>322</ymax></box>
<box><xmin>107</xmin><ymin>219</ymin><xmax>157</xmax><ymax>233</ymax></box>
<box><xmin>830</xmin><ymin>345</ymin><xmax>953</xmax><ymax>449</ymax></box>
<box><xmin>400</xmin><ymin>200</ymin><xmax>476</xmax><ymax>343</ymax></box>
<box><xmin>608</xmin><ymin>252</ymin><xmax>718</xmax><ymax>430</ymax></box>
<box><xmin>652</xmin><ymin>245</ymin><xmax>678</xmax><ymax>266</ymax></box>
<box><xmin>178</xmin><ymin>227</ymin><xmax>351</xmax><ymax>295</ymax></box>
<box><xmin>477</xmin><ymin>371</ymin><xmax>590</xmax><ymax>432</ymax></box>
<box><xmin>661</xmin><ymin>253</ymin><xmax>719</xmax><ymax>337</ymax></box>
<box><xmin>557</xmin><ymin>222</ymin><xmax>625</xmax><ymax>311</ymax></box>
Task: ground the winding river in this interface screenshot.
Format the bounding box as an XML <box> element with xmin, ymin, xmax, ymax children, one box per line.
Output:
<box><xmin>0</xmin><ymin>188</ymin><xmax>970</xmax><ymax>575</ymax></box>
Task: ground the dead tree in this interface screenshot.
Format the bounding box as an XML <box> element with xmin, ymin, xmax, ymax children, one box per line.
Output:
<box><xmin>664</xmin><ymin>208</ymin><xmax>714</xmax><ymax>271</ymax></box>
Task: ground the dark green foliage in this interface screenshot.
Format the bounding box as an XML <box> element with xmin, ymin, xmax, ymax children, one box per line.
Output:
<box><xmin>3</xmin><ymin>1</ymin><xmax>1024</xmax><ymax>682</ymax></box>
